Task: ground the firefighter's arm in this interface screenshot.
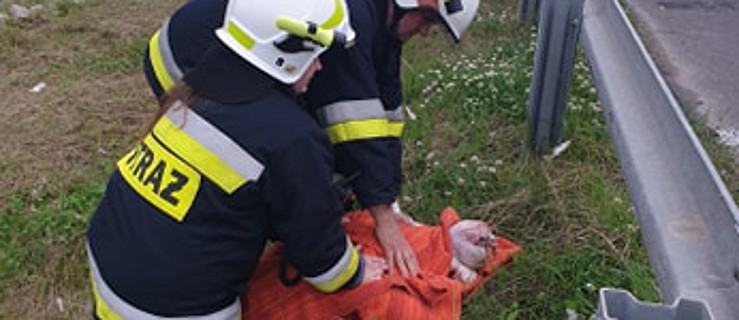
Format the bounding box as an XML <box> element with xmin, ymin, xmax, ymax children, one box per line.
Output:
<box><xmin>262</xmin><ymin>130</ymin><xmax>377</xmax><ymax>292</ymax></box>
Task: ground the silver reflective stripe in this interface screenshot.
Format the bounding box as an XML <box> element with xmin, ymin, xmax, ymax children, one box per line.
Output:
<box><xmin>304</xmin><ymin>237</ymin><xmax>353</xmax><ymax>285</ymax></box>
<box><xmin>385</xmin><ymin>107</ymin><xmax>404</xmax><ymax>122</ymax></box>
<box><xmin>316</xmin><ymin>99</ymin><xmax>386</xmax><ymax>126</ymax></box>
<box><xmin>166</xmin><ymin>104</ymin><xmax>264</xmax><ymax>181</ymax></box>
<box><xmin>158</xmin><ymin>19</ymin><xmax>184</xmax><ymax>82</ymax></box>
<box><xmin>87</xmin><ymin>245</ymin><xmax>241</xmax><ymax>320</ymax></box>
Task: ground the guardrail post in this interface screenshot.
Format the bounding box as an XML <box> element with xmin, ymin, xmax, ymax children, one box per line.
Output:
<box><xmin>517</xmin><ymin>0</ymin><xmax>541</xmax><ymax>24</ymax></box>
<box><xmin>526</xmin><ymin>0</ymin><xmax>584</xmax><ymax>155</ymax></box>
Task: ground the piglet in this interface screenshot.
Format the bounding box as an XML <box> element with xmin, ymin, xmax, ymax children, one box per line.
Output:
<box><xmin>449</xmin><ymin>220</ymin><xmax>496</xmax><ymax>283</ymax></box>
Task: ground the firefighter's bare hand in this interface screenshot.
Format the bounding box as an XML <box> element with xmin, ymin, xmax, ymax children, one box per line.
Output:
<box><xmin>369</xmin><ymin>204</ymin><xmax>419</xmax><ymax>278</ymax></box>
<box><xmin>361</xmin><ymin>255</ymin><xmax>388</xmax><ymax>284</ymax></box>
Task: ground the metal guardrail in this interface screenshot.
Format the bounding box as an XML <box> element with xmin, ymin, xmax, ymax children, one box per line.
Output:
<box><xmin>522</xmin><ymin>0</ymin><xmax>739</xmax><ymax>318</ymax></box>
<box><xmin>596</xmin><ymin>288</ymin><xmax>712</xmax><ymax>320</ymax></box>
<box><xmin>581</xmin><ymin>0</ymin><xmax>739</xmax><ymax>318</ymax></box>
<box><xmin>526</xmin><ymin>0</ymin><xmax>583</xmax><ymax>155</ymax></box>
<box><xmin>517</xmin><ymin>0</ymin><xmax>541</xmax><ymax>24</ymax></box>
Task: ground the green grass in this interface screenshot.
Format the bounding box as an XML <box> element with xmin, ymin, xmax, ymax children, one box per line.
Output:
<box><xmin>0</xmin><ymin>180</ymin><xmax>106</xmax><ymax>297</ymax></box>
<box><xmin>396</xmin><ymin>3</ymin><xmax>660</xmax><ymax>318</ymax></box>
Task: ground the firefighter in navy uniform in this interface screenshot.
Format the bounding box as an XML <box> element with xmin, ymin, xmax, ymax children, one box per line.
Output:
<box><xmin>302</xmin><ymin>0</ymin><xmax>479</xmax><ymax>278</ymax></box>
<box><xmin>142</xmin><ymin>0</ymin><xmax>480</xmax><ymax>278</ymax></box>
<box><xmin>87</xmin><ymin>0</ymin><xmax>387</xmax><ymax>319</ymax></box>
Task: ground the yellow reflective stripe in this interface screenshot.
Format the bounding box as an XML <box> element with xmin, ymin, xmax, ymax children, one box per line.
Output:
<box><xmin>325</xmin><ymin>119</ymin><xmax>391</xmax><ymax>144</ymax></box>
<box><xmin>153</xmin><ymin>115</ymin><xmax>247</xmax><ymax>194</ymax></box>
<box><xmin>306</xmin><ymin>244</ymin><xmax>360</xmax><ymax>293</ymax></box>
<box><xmin>92</xmin><ymin>274</ymin><xmax>243</xmax><ymax>320</ymax></box>
<box><xmin>387</xmin><ymin>122</ymin><xmax>405</xmax><ymax>138</ymax></box>
<box><xmin>149</xmin><ymin>30</ymin><xmax>176</xmax><ymax>91</ymax></box>
<box><xmin>91</xmin><ymin>274</ymin><xmax>124</xmax><ymax>320</ymax></box>
<box><xmin>118</xmin><ymin>135</ymin><xmax>200</xmax><ymax>222</ymax></box>
<box><xmin>320</xmin><ymin>0</ymin><xmax>345</xmax><ymax>29</ymax></box>
<box><xmin>227</xmin><ymin>21</ymin><xmax>255</xmax><ymax>50</ymax></box>
<box><xmin>89</xmin><ymin>244</ymin><xmax>243</xmax><ymax>319</ymax></box>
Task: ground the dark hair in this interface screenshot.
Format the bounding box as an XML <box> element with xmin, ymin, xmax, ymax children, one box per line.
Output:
<box><xmin>142</xmin><ymin>82</ymin><xmax>195</xmax><ymax>138</ymax></box>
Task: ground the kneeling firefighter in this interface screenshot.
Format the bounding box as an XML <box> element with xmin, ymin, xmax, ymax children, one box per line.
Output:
<box><xmin>141</xmin><ymin>0</ymin><xmax>481</xmax><ymax>280</ymax></box>
<box><xmin>86</xmin><ymin>0</ymin><xmax>387</xmax><ymax>318</ymax></box>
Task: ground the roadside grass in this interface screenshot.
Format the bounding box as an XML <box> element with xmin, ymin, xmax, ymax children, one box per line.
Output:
<box><xmin>12</xmin><ymin>0</ymin><xmax>739</xmax><ymax>318</ymax></box>
<box><xmin>0</xmin><ymin>180</ymin><xmax>106</xmax><ymax>317</ymax></box>
<box><xmin>0</xmin><ymin>0</ymin><xmax>179</xmax><ymax>317</ymax></box>
<box><xmin>399</xmin><ymin>1</ymin><xmax>660</xmax><ymax>318</ymax></box>
<box><xmin>679</xmin><ymin>101</ymin><xmax>739</xmax><ymax>204</ymax></box>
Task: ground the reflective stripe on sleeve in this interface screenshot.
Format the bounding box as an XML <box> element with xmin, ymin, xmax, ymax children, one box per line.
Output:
<box><xmin>87</xmin><ymin>245</ymin><xmax>241</xmax><ymax>320</ymax></box>
<box><xmin>325</xmin><ymin>119</ymin><xmax>390</xmax><ymax>144</ymax></box>
<box><xmin>303</xmin><ymin>237</ymin><xmax>361</xmax><ymax>293</ymax></box>
<box><xmin>315</xmin><ymin>99</ymin><xmax>386</xmax><ymax>126</ymax></box>
<box><xmin>153</xmin><ymin>103</ymin><xmax>264</xmax><ymax>193</ymax></box>
<box><xmin>385</xmin><ymin>108</ymin><xmax>405</xmax><ymax>138</ymax></box>
<box><xmin>386</xmin><ymin>121</ymin><xmax>404</xmax><ymax>137</ymax></box>
<box><xmin>149</xmin><ymin>19</ymin><xmax>184</xmax><ymax>92</ymax></box>
<box><xmin>318</xmin><ymin>99</ymin><xmax>400</xmax><ymax>143</ymax></box>
<box><xmin>385</xmin><ymin>107</ymin><xmax>404</xmax><ymax>122</ymax></box>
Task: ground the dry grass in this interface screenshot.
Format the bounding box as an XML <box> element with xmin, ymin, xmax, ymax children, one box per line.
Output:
<box><xmin>0</xmin><ymin>0</ymin><xmax>181</xmax><ymax>317</ymax></box>
<box><xmin>0</xmin><ymin>0</ymin><xmax>181</xmax><ymax>203</ymax></box>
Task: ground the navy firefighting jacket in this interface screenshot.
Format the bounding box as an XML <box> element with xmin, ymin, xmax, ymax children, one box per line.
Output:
<box><xmin>87</xmin><ymin>88</ymin><xmax>363</xmax><ymax>316</ymax></box>
<box><xmin>142</xmin><ymin>0</ymin><xmax>404</xmax><ymax>209</ymax></box>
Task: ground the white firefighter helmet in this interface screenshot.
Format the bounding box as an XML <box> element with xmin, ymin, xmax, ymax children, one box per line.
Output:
<box><xmin>394</xmin><ymin>0</ymin><xmax>480</xmax><ymax>42</ymax></box>
<box><xmin>216</xmin><ymin>0</ymin><xmax>356</xmax><ymax>84</ymax></box>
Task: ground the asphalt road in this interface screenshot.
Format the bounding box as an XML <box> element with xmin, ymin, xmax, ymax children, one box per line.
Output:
<box><xmin>619</xmin><ymin>0</ymin><xmax>739</xmax><ymax>149</ymax></box>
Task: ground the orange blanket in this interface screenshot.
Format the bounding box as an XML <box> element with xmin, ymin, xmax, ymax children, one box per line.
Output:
<box><xmin>242</xmin><ymin>207</ymin><xmax>521</xmax><ymax>319</ymax></box>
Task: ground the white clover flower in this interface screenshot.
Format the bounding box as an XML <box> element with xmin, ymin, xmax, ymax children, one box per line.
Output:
<box><xmin>584</xmin><ymin>283</ymin><xmax>597</xmax><ymax>292</ymax></box>
<box><xmin>425</xmin><ymin>151</ymin><xmax>436</xmax><ymax>161</ymax></box>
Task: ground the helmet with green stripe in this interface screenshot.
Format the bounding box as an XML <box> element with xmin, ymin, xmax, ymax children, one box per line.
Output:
<box><xmin>216</xmin><ymin>0</ymin><xmax>355</xmax><ymax>84</ymax></box>
<box><xmin>394</xmin><ymin>0</ymin><xmax>479</xmax><ymax>42</ymax></box>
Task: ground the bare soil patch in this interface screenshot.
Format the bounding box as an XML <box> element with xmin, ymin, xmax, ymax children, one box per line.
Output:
<box><xmin>0</xmin><ymin>0</ymin><xmax>180</xmax><ymax>201</ymax></box>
